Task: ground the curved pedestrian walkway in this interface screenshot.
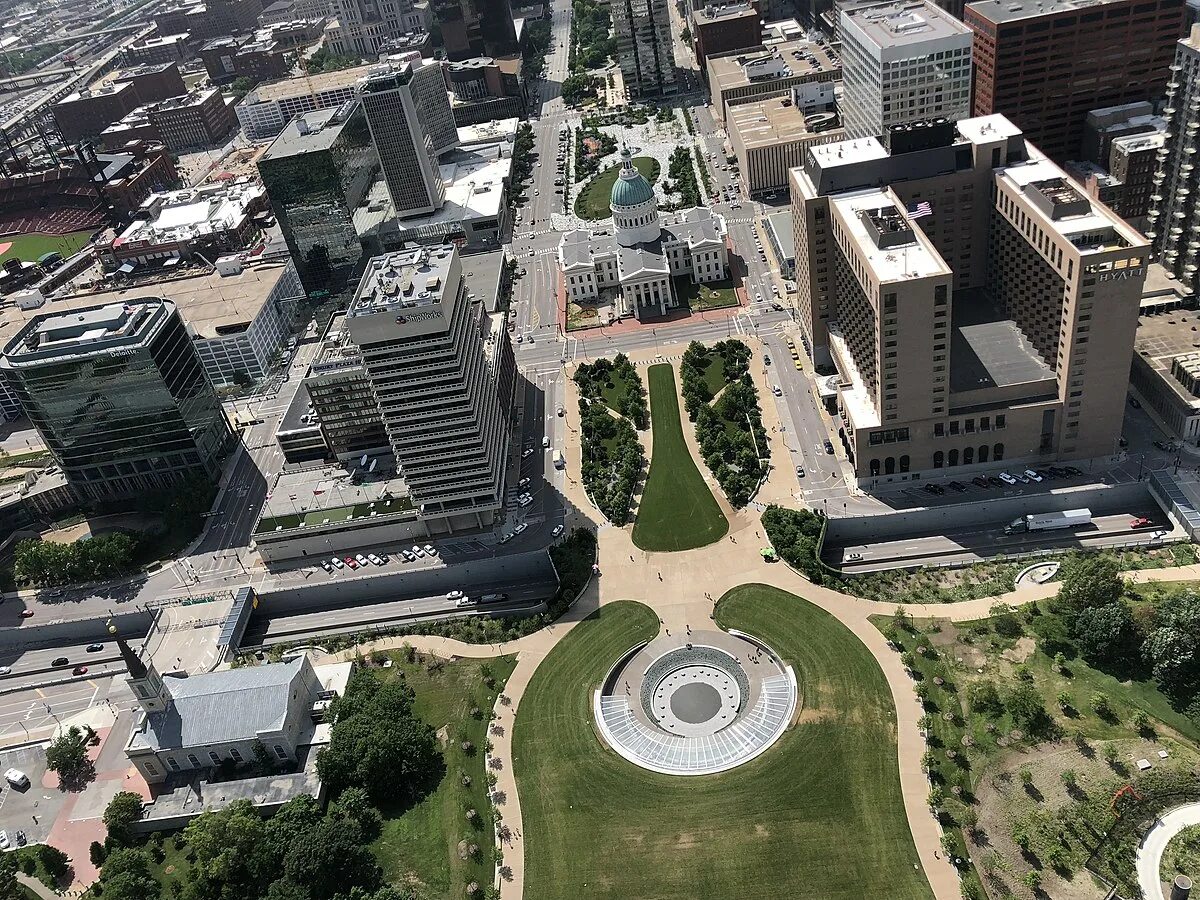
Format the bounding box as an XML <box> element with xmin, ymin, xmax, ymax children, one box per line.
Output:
<box><xmin>1136</xmin><ymin>801</ymin><xmax>1200</xmax><ymax>900</ymax></box>
<box><xmin>332</xmin><ymin>353</ymin><xmax>1200</xmax><ymax>900</ymax></box>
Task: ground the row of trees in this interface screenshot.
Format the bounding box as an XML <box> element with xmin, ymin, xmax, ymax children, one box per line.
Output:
<box><xmin>96</xmin><ymin>793</ymin><xmax>405</xmax><ymax>900</ymax></box>
<box><xmin>572</xmin><ymin>126</ymin><xmax>615</xmax><ymax>182</ymax></box>
<box><xmin>14</xmin><ymin>532</ymin><xmax>138</xmax><ymax>587</ymax></box>
<box><xmin>663</xmin><ymin>146</ymin><xmax>701</xmax><ymax>209</ymax></box>
<box><xmin>1048</xmin><ymin>556</ymin><xmax>1200</xmax><ymax>716</ymax></box>
<box><xmin>680</xmin><ymin>341</ymin><xmax>767</xmax><ymax>507</ymax></box>
<box><xmin>578</xmin><ymin>403</ymin><xmax>643</xmax><ymax>525</ymax></box>
<box><xmin>510</xmin><ymin>123</ymin><xmax>536</xmax><ymax>205</ymax></box>
<box><xmin>522</xmin><ymin>19</ymin><xmax>552</xmax><ymax>78</ymax></box>
<box><xmin>696</xmin><ymin>379</ymin><xmax>769</xmax><ymax>507</ymax></box>
<box><xmin>680</xmin><ymin>340</ymin><xmax>750</xmax><ymax>421</ymax></box>
<box><xmin>573</xmin><ymin>353</ymin><xmax>648</xmax><ymax>429</ymax></box>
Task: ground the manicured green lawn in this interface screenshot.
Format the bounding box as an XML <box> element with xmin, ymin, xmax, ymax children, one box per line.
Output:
<box><xmin>0</xmin><ymin>229</ymin><xmax>95</xmax><ymax>264</ymax></box>
<box><xmin>371</xmin><ymin>652</ymin><xmax>517</xmax><ymax>896</ymax></box>
<box><xmin>574</xmin><ymin>156</ymin><xmax>660</xmax><ymax>220</ymax></box>
<box><xmin>672</xmin><ymin>276</ymin><xmax>740</xmax><ymax>311</ymax></box>
<box><xmin>512</xmin><ymin>591</ymin><xmax>934</xmax><ymax>900</ymax></box>
<box><xmin>631</xmin><ymin>364</ymin><xmax>727</xmax><ymax>551</ymax></box>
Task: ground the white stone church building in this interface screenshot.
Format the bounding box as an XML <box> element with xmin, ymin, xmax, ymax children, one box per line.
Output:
<box><xmin>559</xmin><ymin>148</ymin><xmax>729</xmax><ymax>321</ymax></box>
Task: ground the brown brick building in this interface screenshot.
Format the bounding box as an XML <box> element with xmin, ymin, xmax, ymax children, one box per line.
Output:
<box><xmin>692</xmin><ymin>2</ymin><xmax>761</xmax><ymax>75</ymax></box>
<box><xmin>965</xmin><ymin>0</ymin><xmax>1185</xmax><ymax>162</ymax></box>
<box><xmin>111</xmin><ymin>63</ymin><xmax>188</xmax><ymax>104</ymax></box>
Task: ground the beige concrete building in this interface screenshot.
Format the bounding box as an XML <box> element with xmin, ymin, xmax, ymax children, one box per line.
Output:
<box><xmin>706</xmin><ymin>38</ymin><xmax>840</xmax><ymax>122</ymax></box>
<box><xmin>789</xmin><ymin>114</ymin><xmax>1149</xmax><ymax>487</ymax></box>
<box><xmin>728</xmin><ymin>87</ymin><xmax>842</xmax><ymax>197</ymax></box>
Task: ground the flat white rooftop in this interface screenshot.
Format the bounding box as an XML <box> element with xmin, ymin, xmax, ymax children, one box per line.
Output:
<box><xmin>955</xmin><ymin>114</ymin><xmax>1023</xmax><ymax>146</ymax></box>
<box><xmin>830</xmin><ymin>189</ymin><xmax>950</xmax><ymax>282</ymax></box>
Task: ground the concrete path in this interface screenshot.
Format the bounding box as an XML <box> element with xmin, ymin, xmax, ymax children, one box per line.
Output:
<box><xmin>16</xmin><ymin>873</ymin><xmax>57</xmax><ymax>899</ymax></box>
<box><xmin>1136</xmin><ymin>801</ymin><xmax>1200</xmax><ymax>900</ymax></box>
<box><xmin>333</xmin><ymin>351</ymin><xmax>1200</xmax><ymax>900</ymax></box>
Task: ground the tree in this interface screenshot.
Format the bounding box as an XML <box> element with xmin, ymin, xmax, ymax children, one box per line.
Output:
<box><xmin>265</xmin><ymin>793</ymin><xmax>323</xmax><ymax>857</ymax></box>
<box><xmin>45</xmin><ymin>726</ymin><xmax>93</xmax><ymax>789</ymax></box>
<box><xmin>990</xmin><ymin>602</ymin><xmax>1022</xmax><ymax>637</ymax></box>
<box><xmin>967</xmin><ymin>681</ymin><xmax>1003</xmax><ymax>716</ymax></box>
<box><xmin>182</xmin><ymin>800</ymin><xmax>277</xmax><ymax>900</ymax></box>
<box><xmin>1054</xmin><ymin>554</ymin><xmax>1124</xmax><ymax>613</ymax></box>
<box><xmin>98</xmin><ymin>848</ymin><xmax>159</xmax><ymax>900</ymax></box>
<box><xmin>1142</xmin><ymin>590</ymin><xmax>1200</xmax><ymax>698</ymax></box>
<box><xmin>103</xmin><ymin>790</ymin><xmax>144</xmax><ymax>843</ymax></box>
<box><xmin>230</xmin><ymin>75</ymin><xmax>258</xmax><ymax>96</ymax></box>
<box><xmin>282</xmin><ymin>820</ymin><xmax>381</xmax><ymax>900</ymax></box>
<box><xmin>1005</xmin><ymin>681</ymin><xmax>1049</xmax><ymax>732</ymax></box>
<box><xmin>1090</xmin><ymin>692</ymin><xmax>1113</xmax><ymax>719</ymax></box>
<box><xmin>1073</xmin><ymin>600</ymin><xmax>1138</xmax><ymax>666</ymax></box>
<box><xmin>0</xmin><ymin>852</ymin><xmax>17</xmax><ymax>900</ymax></box>
<box><xmin>332</xmin><ymin>785</ymin><xmax>382</xmax><ymax>840</ymax></box>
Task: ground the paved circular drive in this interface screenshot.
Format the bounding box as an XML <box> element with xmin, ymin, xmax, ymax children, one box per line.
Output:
<box><xmin>594</xmin><ymin>629</ymin><xmax>797</xmax><ymax>776</ymax></box>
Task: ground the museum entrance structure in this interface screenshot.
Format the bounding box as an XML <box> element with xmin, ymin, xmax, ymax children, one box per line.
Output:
<box><xmin>594</xmin><ymin>629</ymin><xmax>797</xmax><ymax>776</ymax></box>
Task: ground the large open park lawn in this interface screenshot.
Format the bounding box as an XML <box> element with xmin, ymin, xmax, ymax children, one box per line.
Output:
<box><xmin>574</xmin><ymin>156</ymin><xmax>660</xmax><ymax>220</ymax></box>
<box><xmin>0</xmin><ymin>229</ymin><xmax>95</xmax><ymax>264</ymax></box>
<box><xmin>631</xmin><ymin>364</ymin><xmax>728</xmax><ymax>551</ymax></box>
<box><xmin>512</xmin><ymin>590</ymin><xmax>934</xmax><ymax>900</ymax></box>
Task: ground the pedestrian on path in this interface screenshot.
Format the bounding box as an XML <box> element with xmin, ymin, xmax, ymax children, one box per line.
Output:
<box><xmin>665</xmin><ymin>628</ymin><xmax>670</xmax><ymax>636</ymax></box>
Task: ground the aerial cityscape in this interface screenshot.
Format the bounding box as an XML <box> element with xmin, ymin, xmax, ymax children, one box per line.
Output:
<box><xmin>0</xmin><ymin>0</ymin><xmax>1199</xmax><ymax>895</ymax></box>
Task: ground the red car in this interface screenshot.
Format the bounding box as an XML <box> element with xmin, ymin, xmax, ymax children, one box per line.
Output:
<box><xmin>344</xmin><ymin>557</ymin><xmax>359</xmax><ymax>569</ymax></box>
<box><xmin>72</xmin><ymin>665</ymin><xmax>88</xmax><ymax>676</ymax></box>
<box><xmin>1130</xmin><ymin>516</ymin><xmax>1154</xmax><ymax>529</ymax></box>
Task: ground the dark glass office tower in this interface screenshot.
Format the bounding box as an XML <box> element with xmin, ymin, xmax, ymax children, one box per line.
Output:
<box><xmin>433</xmin><ymin>0</ymin><xmax>518</xmax><ymax>60</ymax></box>
<box><xmin>258</xmin><ymin>102</ymin><xmax>380</xmax><ymax>294</ymax></box>
<box><xmin>0</xmin><ymin>299</ymin><xmax>233</xmax><ymax>504</ymax></box>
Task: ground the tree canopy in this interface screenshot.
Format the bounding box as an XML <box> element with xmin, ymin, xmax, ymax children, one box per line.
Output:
<box><xmin>1054</xmin><ymin>554</ymin><xmax>1124</xmax><ymax>613</ymax></box>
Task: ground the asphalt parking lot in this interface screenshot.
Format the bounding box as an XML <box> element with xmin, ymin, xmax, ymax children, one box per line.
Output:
<box><xmin>0</xmin><ymin>742</ymin><xmax>64</xmax><ymax>846</ymax></box>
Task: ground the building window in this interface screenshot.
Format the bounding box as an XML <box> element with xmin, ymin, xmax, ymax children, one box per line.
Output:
<box><xmin>979</xmin><ymin>445</ymin><xmax>989</xmax><ymax>463</ymax></box>
<box><xmin>993</xmin><ymin>442</ymin><xmax>1004</xmax><ymax>461</ymax></box>
<box><xmin>229</xmin><ymin>747</ymin><xmax>243</xmax><ymax>763</ymax></box>
<box><xmin>948</xmin><ymin>449</ymin><xmax>959</xmax><ymax>466</ymax></box>
<box><xmin>187</xmin><ymin>754</ymin><xmax>201</xmax><ymax>768</ymax></box>
<box><xmin>273</xmin><ymin>745</ymin><xmax>288</xmax><ymax>760</ymax></box>
<box><xmin>166</xmin><ymin>757</ymin><xmax>181</xmax><ymax>772</ymax></box>
<box><xmin>144</xmin><ymin>761</ymin><xmax>159</xmax><ymax>776</ymax></box>
<box><xmin>209</xmin><ymin>752</ymin><xmax>221</xmax><ymax>766</ymax></box>
<box><xmin>933</xmin><ymin>451</ymin><xmax>944</xmax><ymax>468</ymax></box>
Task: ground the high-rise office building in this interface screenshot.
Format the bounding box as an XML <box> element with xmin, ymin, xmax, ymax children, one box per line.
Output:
<box><xmin>324</xmin><ymin>0</ymin><xmax>428</xmax><ymax>56</ymax></box>
<box><xmin>431</xmin><ymin>0</ymin><xmax>518</xmax><ymax>60</ymax></box>
<box><xmin>839</xmin><ymin>1</ymin><xmax>973</xmax><ymax>141</ymax></box>
<box><xmin>692</xmin><ymin>3</ymin><xmax>762</xmax><ymax>74</ymax></box>
<box><xmin>0</xmin><ymin>300</ymin><xmax>233</xmax><ymax>503</ymax></box>
<box><xmin>612</xmin><ymin>0</ymin><xmax>677</xmax><ymax>97</ymax></box>
<box><xmin>1146</xmin><ymin>24</ymin><xmax>1200</xmax><ymax>290</ymax></box>
<box><xmin>359</xmin><ymin>58</ymin><xmax>459</xmax><ymax>219</ymax></box>
<box><xmin>789</xmin><ymin>115</ymin><xmax>1148</xmax><ymax>486</ymax></box>
<box><xmin>258</xmin><ymin>103</ymin><xmax>380</xmax><ymax>293</ymax></box>
<box><xmin>343</xmin><ymin>245</ymin><xmax>516</xmax><ymax>531</ymax></box>
<box><xmin>966</xmin><ymin>0</ymin><xmax>1185</xmax><ymax>162</ymax></box>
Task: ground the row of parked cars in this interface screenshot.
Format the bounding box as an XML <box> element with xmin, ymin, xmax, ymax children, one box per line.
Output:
<box><xmin>923</xmin><ymin>465</ymin><xmax>1085</xmax><ymax>495</ymax></box>
<box><xmin>322</xmin><ymin>544</ymin><xmax>439</xmax><ymax>574</ymax></box>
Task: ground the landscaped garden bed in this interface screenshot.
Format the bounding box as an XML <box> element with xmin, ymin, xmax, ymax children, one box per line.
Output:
<box><xmin>574</xmin><ymin>356</ymin><xmax>647</xmax><ymax>525</ymax></box>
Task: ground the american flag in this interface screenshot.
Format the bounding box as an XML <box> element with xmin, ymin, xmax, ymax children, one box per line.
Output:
<box><xmin>907</xmin><ymin>201</ymin><xmax>933</xmax><ymax>219</ymax></box>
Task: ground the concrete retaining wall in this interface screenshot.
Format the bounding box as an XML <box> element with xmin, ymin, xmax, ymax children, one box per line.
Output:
<box><xmin>825</xmin><ymin>481</ymin><xmax>1156</xmax><ymax>544</ymax></box>
<box><xmin>0</xmin><ymin>609</ymin><xmax>152</xmax><ymax>652</ymax></box>
<box><xmin>255</xmin><ymin>549</ymin><xmax>557</xmax><ymax>615</ymax></box>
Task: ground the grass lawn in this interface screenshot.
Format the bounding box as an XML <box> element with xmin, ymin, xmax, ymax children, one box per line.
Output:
<box><xmin>574</xmin><ymin>156</ymin><xmax>660</xmax><ymax>220</ymax></box>
<box><xmin>0</xmin><ymin>229</ymin><xmax>95</xmax><ymax>264</ymax></box>
<box><xmin>512</xmin><ymin>591</ymin><xmax>935</xmax><ymax>900</ymax></box>
<box><xmin>369</xmin><ymin>651</ymin><xmax>517</xmax><ymax>896</ymax></box>
<box><xmin>631</xmin><ymin>364</ymin><xmax>727</xmax><ymax>551</ymax></box>
<box><xmin>672</xmin><ymin>276</ymin><xmax>740</xmax><ymax>312</ymax></box>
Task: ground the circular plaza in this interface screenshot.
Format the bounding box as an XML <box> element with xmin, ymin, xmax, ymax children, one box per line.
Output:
<box><xmin>594</xmin><ymin>629</ymin><xmax>797</xmax><ymax>776</ymax></box>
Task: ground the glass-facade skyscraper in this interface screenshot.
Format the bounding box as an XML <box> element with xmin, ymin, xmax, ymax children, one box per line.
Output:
<box><xmin>0</xmin><ymin>299</ymin><xmax>234</xmax><ymax>504</ymax></box>
<box><xmin>258</xmin><ymin>102</ymin><xmax>380</xmax><ymax>294</ymax></box>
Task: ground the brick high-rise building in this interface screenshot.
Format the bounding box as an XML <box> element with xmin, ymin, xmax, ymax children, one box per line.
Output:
<box><xmin>789</xmin><ymin>115</ymin><xmax>1148</xmax><ymax>486</ymax></box>
<box><xmin>965</xmin><ymin>0</ymin><xmax>1185</xmax><ymax>162</ymax></box>
<box><xmin>692</xmin><ymin>3</ymin><xmax>761</xmax><ymax>75</ymax></box>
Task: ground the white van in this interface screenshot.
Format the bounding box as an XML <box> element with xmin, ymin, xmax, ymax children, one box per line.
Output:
<box><xmin>4</xmin><ymin>768</ymin><xmax>30</xmax><ymax>788</ymax></box>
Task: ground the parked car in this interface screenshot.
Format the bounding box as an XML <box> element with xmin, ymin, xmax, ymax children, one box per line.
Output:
<box><xmin>321</xmin><ymin>561</ymin><xmax>334</xmax><ymax>573</ymax></box>
<box><xmin>1154</xmin><ymin>439</ymin><xmax>1172</xmax><ymax>451</ymax></box>
<box><xmin>344</xmin><ymin>557</ymin><xmax>358</xmax><ymax>569</ymax></box>
<box><xmin>0</xmin><ymin>666</ymin><xmax>10</xmax><ymax>677</ymax></box>
<box><xmin>0</xmin><ymin>832</ymin><xmax>8</xmax><ymax>851</ymax></box>
<box><xmin>824</xmin><ymin>439</ymin><xmax>834</xmax><ymax>454</ymax></box>
<box><xmin>846</xmin><ymin>552</ymin><xmax>863</xmax><ymax>562</ymax></box>
<box><xmin>924</xmin><ymin>483</ymin><xmax>945</xmax><ymax>495</ymax></box>
<box><xmin>518</xmin><ymin>477</ymin><xmax>531</xmax><ymax>489</ymax></box>
<box><xmin>552</xmin><ymin>524</ymin><xmax>564</xmax><ymax>537</ymax></box>
<box><xmin>519</xmin><ymin>496</ymin><xmax>533</xmax><ymax>507</ymax></box>
<box><xmin>796</xmin><ymin>465</ymin><xmax>805</xmax><ymax>477</ymax></box>
<box><xmin>401</xmin><ymin>550</ymin><xmax>417</xmax><ymax>562</ymax></box>
<box><xmin>14</xmin><ymin>830</ymin><xmax>27</xmax><ymax>846</ymax></box>
<box><xmin>522</xmin><ymin>447</ymin><xmax>534</xmax><ymax>458</ymax></box>
<box><xmin>948</xmin><ymin>481</ymin><xmax>967</xmax><ymax>492</ymax></box>
<box><xmin>1129</xmin><ymin>396</ymin><xmax>1141</xmax><ymax>408</ymax></box>
<box><xmin>972</xmin><ymin>476</ymin><xmax>989</xmax><ymax>488</ymax></box>
<box><xmin>1014</xmin><ymin>473</ymin><xmax>1030</xmax><ymax>484</ymax></box>
<box><xmin>498</xmin><ymin>532</ymin><xmax>514</xmax><ymax>544</ymax></box>
<box><xmin>1023</xmin><ymin>469</ymin><xmax>1043</xmax><ymax>482</ymax></box>
<box><xmin>1048</xmin><ymin>467</ymin><xmax>1070</xmax><ymax>478</ymax></box>
<box><xmin>3</xmin><ymin>769</ymin><xmax>29</xmax><ymax>788</ymax></box>
<box><xmin>355</xmin><ymin>554</ymin><xmax>369</xmax><ymax>567</ymax></box>
<box><xmin>331</xmin><ymin>557</ymin><xmax>345</xmax><ymax>569</ymax></box>
<box><xmin>772</xmin><ymin>385</ymin><xmax>782</xmax><ymax>396</ymax></box>
<box><xmin>423</xmin><ymin>544</ymin><xmax>438</xmax><ymax>556</ymax></box>
<box><xmin>367</xmin><ymin>553</ymin><xmax>383</xmax><ymax>566</ymax></box>
<box><xmin>514</xmin><ymin>523</ymin><xmax>529</xmax><ymax>535</ymax></box>
<box><xmin>998</xmin><ymin>472</ymin><xmax>1017</xmax><ymax>485</ymax></box>
<box><xmin>412</xmin><ymin>545</ymin><xmax>426</xmax><ymax>558</ymax></box>
<box><xmin>1064</xmin><ymin>466</ymin><xmax>1084</xmax><ymax>476</ymax></box>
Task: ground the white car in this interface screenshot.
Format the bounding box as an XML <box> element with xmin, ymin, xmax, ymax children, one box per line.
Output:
<box><xmin>552</xmin><ymin>524</ymin><xmax>564</xmax><ymax>537</ymax></box>
<box><xmin>455</xmin><ymin>597</ymin><xmax>474</xmax><ymax>608</ymax></box>
<box><xmin>3</xmin><ymin>768</ymin><xmax>29</xmax><ymax>788</ymax></box>
<box><xmin>0</xmin><ymin>832</ymin><xmax>8</xmax><ymax>850</ymax></box>
<box><xmin>998</xmin><ymin>472</ymin><xmax>1018</xmax><ymax>485</ymax></box>
<box><xmin>402</xmin><ymin>550</ymin><xmax>417</xmax><ymax>562</ymax></box>
<box><xmin>846</xmin><ymin>552</ymin><xmax>863</xmax><ymax>562</ymax></box>
<box><xmin>0</xmin><ymin>666</ymin><xmax>9</xmax><ymax>677</ymax></box>
<box><xmin>772</xmin><ymin>385</ymin><xmax>782</xmax><ymax>396</ymax></box>
<box><xmin>514</xmin><ymin>522</ymin><xmax>529</xmax><ymax>534</ymax></box>
<box><xmin>542</xmin><ymin>436</ymin><xmax>550</xmax><ymax>448</ymax></box>
<box><xmin>331</xmin><ymin>557</ymin><xmax>345</xmax><ymax>569</ymax></box>
<box><xmin>519</xmin><ymin>496</ymin><xmax>533</xmax><ymax>508</ymax></box>
<box><xmin>423</xmin><ymin>544</ymin><xmax>438</xmax><ymax>556</ymax></box>
<box><xmin>367</xmin><ymin>553</ymin><xmax>383</xmax><ymax>566</ymax></box>
<box><xmin>355</xmin><ymin>554</ymin><xmax>369</xmax><ymax>567</ymax></box>
<box><xmin>447</xmin><ymin>589</ymin><xmax>464</xmax><ymax>600</ymax></box>
<box><xmin>1023</xmin><ymin>469</ymin><xmax>1043</xmax><ymax>482</ymax></box>
<box><xmin>499</xmin><ymin>532</ymin><xmax>514</xmax><ymax>544</ymax></box>
<box><xmin>412</xmin><ymin>545</ymin><xmax>426</xmax><ymax>558</ymax></box>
